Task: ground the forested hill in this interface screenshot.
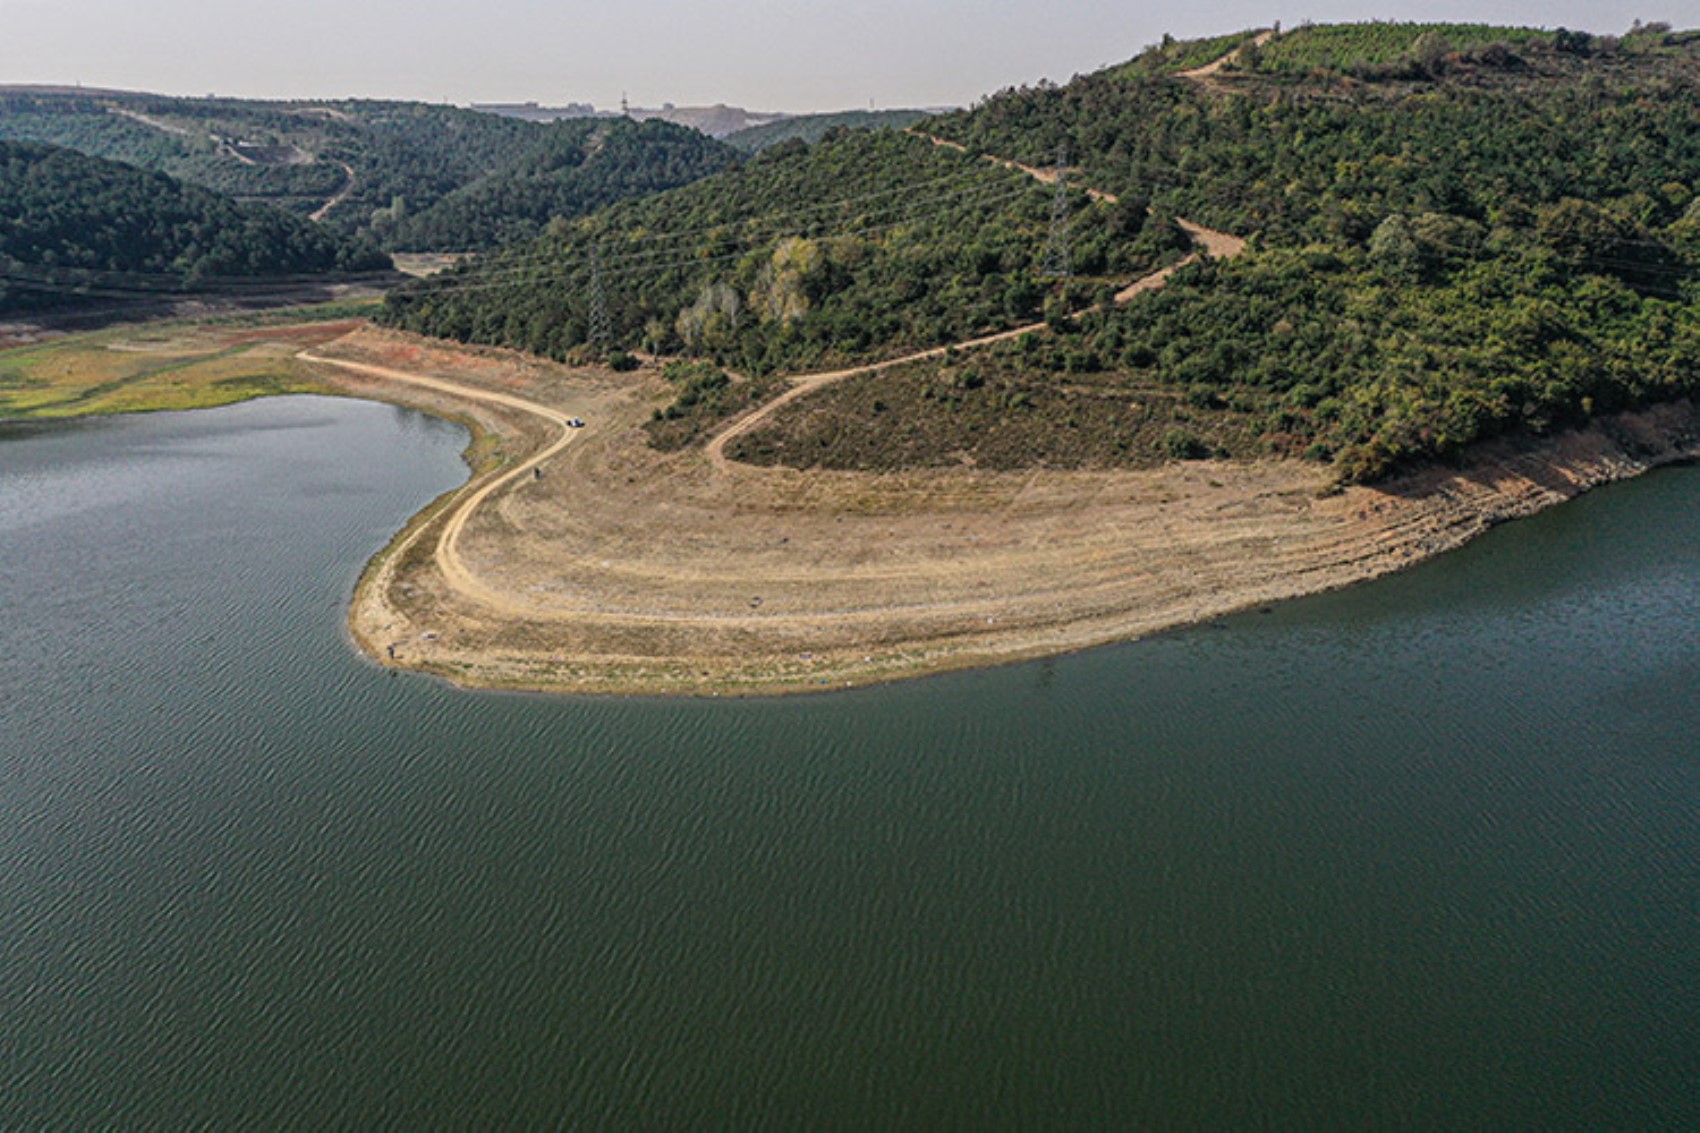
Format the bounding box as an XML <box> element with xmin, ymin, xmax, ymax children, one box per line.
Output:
<box><xmin>379</xmin><ymin>126</ymin><xmax>1187</xmax><ymax>377</ymax></box>
<box><xmin>386</xmin><ymin>21</ymin><xmax>1700</xmax><ymax>481</ymax></box>
<box><xmin>723</xmin><ymin>110</ymin><xmax>932</xmax><ymax>153</ymax></box>
<box><xmin>897</xmin><ymin>21</ymin><xmax>1700</xmax><ymax>480</ymax></box>
<box><xmin>0</xmin><ymin>140</ymin><xmax>391</xmax><ymax>314</ymax></box>
<box><xmin>928</xmin><ymin>22</ymin><xmax>1700</xmax><ymax>247</ymax></box>
<box><xmin>0</xmin><ymin>91</ymin><xmax>736</xmax><ymax>251</ymax></box>
<box><xmin>382</xmin><ymin>117</ymin><xmax>739</xmax><ymax>251</ymax></box>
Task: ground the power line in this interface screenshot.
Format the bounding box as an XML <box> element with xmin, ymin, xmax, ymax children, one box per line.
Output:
<box><xmin>587</xmin><ymin>242</ymin><xmax>609</xmax><ymax>354</ymax></box>
<box><xmin>1042</xmin><ymin>144</ymin><xmax>1073</xmax><ymax>279</ymax></box>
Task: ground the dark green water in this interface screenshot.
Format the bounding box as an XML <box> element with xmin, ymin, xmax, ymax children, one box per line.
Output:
<box><xmin>2</xmin><ymin>396</ymin><xmax>1695</xmax><ymax>1129</ymax></box>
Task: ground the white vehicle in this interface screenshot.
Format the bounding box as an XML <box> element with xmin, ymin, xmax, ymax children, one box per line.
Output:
<box><xmin>567</xmin><ymin>417</ymin><xmax>585</xmax><ymax>428</ymax></box>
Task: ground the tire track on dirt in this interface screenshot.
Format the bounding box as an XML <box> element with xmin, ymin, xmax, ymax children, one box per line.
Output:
<box><xmin>298</xmin><ymin>349</ymin><xmax>578</xmax><ymax>616</ymax></box>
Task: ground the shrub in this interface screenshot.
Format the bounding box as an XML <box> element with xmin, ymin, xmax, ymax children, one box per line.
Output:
<box><xmin>1161</xmin><ymin>428</ymin><xmax>1211</xmax><ymax>460</ymax></box>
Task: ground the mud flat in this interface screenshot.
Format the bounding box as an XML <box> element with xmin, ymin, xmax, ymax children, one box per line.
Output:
<box><xmin>305</xmin><ymin>329</ymin><xmax>1699</xmax><ymax>696</ymax></box>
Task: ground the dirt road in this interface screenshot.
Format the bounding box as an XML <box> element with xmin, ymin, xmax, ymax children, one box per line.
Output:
<box><xmin>108</xmin><ymin>106</ymin><xmax>196</xmax><ymax>138</ymax></box>
<box><xmin>311</xmin><ymin>162</ymin><xmax>357</xmax><ymax>223</ymax></box>
<box><xmin>705</xmin><ymin>159</ymin><xmax>1247</xmax><ymax>473</ymax></box>
<box><xmin>1176</xmin><ymin>29</ymin><xmax>1279</xmax><ymax>86</ymax></box>
<box><xmin>287</xmin><ymin>128</ymin><xmax>1256</xmax><ymax>693</ymax></box>
<box><xmin>303</xmin><ymin>327</ymin><xmax>1697</xmax><ymax>696</ymax></box>
<box><xmin>705</xmin><ymin>320</ymin><xmax>1046</xmax><ymax>471</ymax></box>
<box><xmin>298</xmin><ymin>349</ymin><xmax>581</xmax><ymax>616</ymax></box>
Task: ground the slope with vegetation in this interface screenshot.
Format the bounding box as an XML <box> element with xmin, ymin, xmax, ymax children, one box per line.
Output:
<box><xmin>382</xmin><ymin>22</ymin><xmax>1700</xmax><ymax>484</ymax></box>
<box><xmin>0</xmin><ymin>140</ymin><xmax>391</xmax><ymax>314</ymax></box>
<box><xmin>0</xmin><ymin>90</ymin><xmax>737</xmax><ymax>251</ymax></box>
<box><xmin>723</xmin><ymin>110</ymin><xmax>932</xmax><ymax>153</ymax></box>
<box><xmin>761</xmin><ymin>21</ymin><xmax>1700</xmax><ymax>481</ymax></box>
<box><xmin>382</xmin><ymin>117</ymin><xmax>739</xmax><ymax>251</ymax></box>
<box><xmin>380</xmin><ymin>127</ymin><xmax>1188</xmax><ymax>379</ymax></box>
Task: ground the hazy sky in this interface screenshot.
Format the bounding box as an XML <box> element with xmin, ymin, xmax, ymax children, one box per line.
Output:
<box><xmin>0</xmin><ymin>1</ymin><xmax>1678</xmax><ymax>112</ymax></box>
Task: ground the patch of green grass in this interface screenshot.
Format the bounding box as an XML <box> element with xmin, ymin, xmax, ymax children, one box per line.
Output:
<box><xmin>0</xmin><ymin>316</ymin><xmax>352</xmax><ymax>419</ymax></box>
<box><xmin>1253</xmin><ymin>22</ymin><xmax>1551</xmax><ymax>75</ymax></box>
<box><xmin>1114</xmin><ymin>30</ymin><xmax>1263</xmax><ymax>76</ymax></box>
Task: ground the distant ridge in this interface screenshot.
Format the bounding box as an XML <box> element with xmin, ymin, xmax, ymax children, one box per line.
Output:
<box><xmin>723</xmin><ymin>109</ymin><xmax>935</xmax><ymax>152</ymax></box>
<box><xmin>469</xmin><ymin>101</ymin><xmax>953</xmax><ymax>140</ymax></box>
<box><xmin>0</xmin><ymin>88</ymin><xmax>738</xmax><ymax>250</ymax></box>
<box><xmin>473</xmin><ymin>101</ymin><xmax>788</xmax><ymax>138</ymax></box>
<box><xmin>0</xmin><ymin>138</ymin><xmax>392</xmax><ymax>316</ymax></box>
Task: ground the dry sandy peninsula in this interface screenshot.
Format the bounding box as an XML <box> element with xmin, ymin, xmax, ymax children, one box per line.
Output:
<box><xmin>302</xmin><ymin>326</ymin><xmax>1698</xmax><ymax>696</ymax></box>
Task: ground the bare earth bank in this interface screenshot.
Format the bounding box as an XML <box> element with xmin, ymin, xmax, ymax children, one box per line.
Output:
<box><xmin>308</xmin><ymin>329</ymin><xmax>1699</xmax><ymax>696</ymax></box>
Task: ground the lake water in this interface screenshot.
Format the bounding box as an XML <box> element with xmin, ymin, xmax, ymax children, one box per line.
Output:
<box><xmin>2</xmin><ymin>396</ymin><xmax>1695</xmax><ymax>1128</ymax></box>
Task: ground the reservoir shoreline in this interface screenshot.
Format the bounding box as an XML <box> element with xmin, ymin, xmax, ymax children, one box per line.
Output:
<box><xmin>304</xmin><ymin>331</ymin><xmax>1699</xmax><ymax>697</ymax></box>
<box><xmin>7</xmin><ymin>320</ymin><xmax>1695</xmax><ymax>698</ymax></box>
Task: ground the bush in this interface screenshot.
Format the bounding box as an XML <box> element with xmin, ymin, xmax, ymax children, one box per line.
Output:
<box><xmin>1161</xmin><ymin>428</ymin><xmax>1211</xmax><ymax>460</ymax></box>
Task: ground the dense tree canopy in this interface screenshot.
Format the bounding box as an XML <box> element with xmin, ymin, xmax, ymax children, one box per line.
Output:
<box><xmin>0</xmin><ymin>93</ymin><xmax>737</xmax><ymax>250</ymax></box>
<box><xmin>395</xmin><ymin>22</ymin><xmax>1700</xmax><ymax>480</ymax></box>
<box><xmin>383</xmin><ymin>118</ymin><xmax>739</xmax><ymax>251</ymax></box>
<box><xmin>381</xmin><ymin>128</ymin><xmax>1184</xmax><ymax>376</ymax></box>
<box><xmin>0</xmin><ymin>140</ymin><xmax>390</xmax><ymax>313</ymax></box>
<box><xmin>801</xmin><ymin>23</ymin><xmax>1700</xmax><ymax>479</ymax></box>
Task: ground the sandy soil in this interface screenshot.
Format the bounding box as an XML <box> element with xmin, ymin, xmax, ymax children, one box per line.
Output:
<box><xmin>300</xmin><ymin>326</ymin><xmax>1698</xmax><ymax>697</ymax></box>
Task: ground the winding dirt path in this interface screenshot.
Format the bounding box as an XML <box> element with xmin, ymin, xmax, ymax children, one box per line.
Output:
<box><xmin>915</xmin><ymin>131</ymin><xmax>1115</xmax><ymax>202</ymax></box>
<box><xmin>107</xmin><ymin>106</ymin><xmax>196</xmax><ymax>138</ymax></box>
<box><xmin>304</xmin><ymin>184</ymin><xmax>1244</xmax><ymax>614</ymax></box>
<box><xmin>320</xmin><ymin>325</ymin><xmax>1698</xmax><ymax>697</ymax></box>
<box><xmin>111</xmin><ymin>100</ymin><xmax>356</xmax><ymax>222</ymax></box>
<box><xmin>706</xmin><ymin>321</ymin><xmax>1046</xmax><ymax>471</ymax></box>
<box><xmin>706</xmin><ymin>147</ymin><xmax>1247</xmax><ymax>472</ymax></box>
<box><xmin>282</xmin><ymin>158</ymin><xmax>1243</xmax><ymax>647</ymax></box>
<box><xmin>310</xmin><ymin>162</ymin><xmax>357</xmax><ymax>223</ymax></box>
<box><xmin>1176</xmin><ymin>29</ymin><xmax>1279</xmax><ymax>86</ymax></box>
<box><xmin>298</xmin><ymin>349</ymin><xmax>579</xmax><ymax>616</ymax></box>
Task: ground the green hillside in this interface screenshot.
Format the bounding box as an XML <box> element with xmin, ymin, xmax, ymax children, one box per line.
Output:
<box><xmin>386</xmin><ymin>22</ymin><xmax>1700</xmax><ymax>481</ymax></box>
<box><xmin>901</xmin><ymin>22</ymin><xmax>1700</xmax><ymax>479</ymax></box>
<box><xmin>0</xmin><ymin>91</ymin><xmax>736</xmax><ymax>251</ymax></box>
<box><xmin>384</xmin><ymin>117</ymin><xmax>739</xmax><ymax>251</ymax></box>
<box><xmin>0</xmin><ymin>140</ymin><xmax>390</xmax><ymax>314</ymax></box>
<box><xmin>380</xmin><ymin>127</ymin><xmax>1186</xmax><ymax>376</ymax></box>
<box><xmin>724</xmin><ymin>110</ymin><xmax>932</xmax><ymax>153</ymax></box>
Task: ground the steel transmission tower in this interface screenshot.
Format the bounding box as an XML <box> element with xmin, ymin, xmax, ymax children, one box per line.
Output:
<box><xmin>1042</xmin><ymin>144</ymin><xmax>1072</xmax><ymax>279</ymax></box>
<box><xmin>588</xmin><ymin>243</ymin><xmax>610</xmax><ymax>355</ymax></box>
